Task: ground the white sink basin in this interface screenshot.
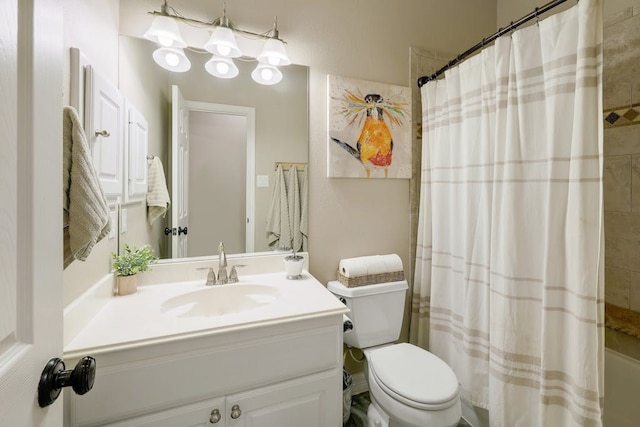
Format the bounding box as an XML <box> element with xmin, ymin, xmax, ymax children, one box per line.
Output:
<box><xmin>160</xmin><ymin>284</ymin><xmax>280</xmax><ymax>318</ymax></box>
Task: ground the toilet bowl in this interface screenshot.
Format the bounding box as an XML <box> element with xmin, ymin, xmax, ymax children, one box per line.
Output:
<box><xmin>328</xmin><ymin>280</ymin><xmax>461</xmax><ymax>427</ymax></box>
<box><xmin>364</xmin><ymin>344</ymin><xmax>461</xmax><ymax>427</ymax></box>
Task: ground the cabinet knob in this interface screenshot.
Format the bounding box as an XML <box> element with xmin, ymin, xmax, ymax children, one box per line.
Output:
<box><xmin>209</xmin><ymin>408</ymin><xmax>221</xmax><ymax>423</ymax></box>
<box><xmin>95</xmin><ymin>130</ymin><xmax>110</xmax><ymax>137</ymax></box>
<box><xmin>230</xmin><ymin>404</ymin><xmax>242</xmax><ymax>419</ymax></box>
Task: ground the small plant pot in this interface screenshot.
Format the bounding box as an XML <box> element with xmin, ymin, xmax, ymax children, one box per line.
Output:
<box><xmin>117</xmin><ymin>274</ymin><xmax>138</xmax><ymax>296</ymax></box>
<box><xmin>284</xmin><ymin>255</ymin><xmax>304</xmax><ymax>279</ymax></box>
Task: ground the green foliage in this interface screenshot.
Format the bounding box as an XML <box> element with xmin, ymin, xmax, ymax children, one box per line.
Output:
<box><xmin>111</xmin><ymin>244</ymin><xmax>159</xmax><ymax>277</ymax></box>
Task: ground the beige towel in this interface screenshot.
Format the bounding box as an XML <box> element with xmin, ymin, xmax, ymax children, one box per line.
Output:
<box><xmin>266</xmin><ymin>165</ymin><xmax>291</xmax><ymax>249</ymax></box>
<box><xmin>300</xmin><ymin>166</ymin><xmax>308</xmax><ymax>251</ymax></box>
<box><xmin>63</xmin><ymin>106</ymin><xmax>111</xmax><ymax>268</ymax></box>
<box><xmin>146</xmin><ymin>156</ymin><xmax>171</xmax><ymax>226</ymax></box>
<box><xmin>287</xmin><ymin>165</ymin><xmax>302</xmax><ymax>252</ymax></box>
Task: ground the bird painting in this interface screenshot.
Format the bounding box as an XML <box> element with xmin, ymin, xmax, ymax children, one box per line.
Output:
<box><xmin>328</xmin><ymin>77</ymin><xmax>410</xmax><ymax>179</ymax></box>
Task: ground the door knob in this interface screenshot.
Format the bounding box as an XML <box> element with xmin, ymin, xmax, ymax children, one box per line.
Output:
<box><xmin>38</xmin><ymin>356</ymin><xmax>96</xmax><ymax>407</ymax></box>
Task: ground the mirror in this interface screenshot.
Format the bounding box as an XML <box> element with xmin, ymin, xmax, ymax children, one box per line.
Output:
<box><xmin>117</xmin><ymin>35</ymin><xmax>309</xmax><ymax>260</ymax></box>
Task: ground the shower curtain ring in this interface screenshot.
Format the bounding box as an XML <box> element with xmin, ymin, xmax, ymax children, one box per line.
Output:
<box><xmin>535</xmin><ymin>7</ymin><xmax>540</xmax><ymax>26</ymax></box>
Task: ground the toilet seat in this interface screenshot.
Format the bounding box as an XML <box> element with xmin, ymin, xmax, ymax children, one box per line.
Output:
<box><xmin>368</xmin><ymin>343</ymin><xmax>459</xmax><ymax>411</ymax></box>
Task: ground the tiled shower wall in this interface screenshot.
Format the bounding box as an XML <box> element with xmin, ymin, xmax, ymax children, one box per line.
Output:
<box><xmin>603</xmin><ymin>5</ymin><xmax>640</xmax><ymax>314</ymax></box>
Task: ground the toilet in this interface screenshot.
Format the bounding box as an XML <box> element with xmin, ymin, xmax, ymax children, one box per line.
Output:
<box><xmin>328</xmin><ymin>280</ymin><xmax>461</xmax><ymax>427</ymax></box>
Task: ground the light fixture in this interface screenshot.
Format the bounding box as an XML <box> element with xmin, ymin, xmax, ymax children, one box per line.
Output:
<box><xmin>145</xmin><ymin>1</ymin><xmax>290</xmax><ymax>85</ymax></box>
<box><xmin>143</xmin><ymin>15</ymin><xmax>186</xmax><ymax>48</ymax></box>
<box><xmin>251</xmin><ymin>64</ymin><xmax>283</xmax><ymax>85</ymax></box>
<box><xmin>152</xmin><ymin>47</ymin><xmax>191</xmax><ymax>72</ymax></box>
<box><xmin>203</xmin><ymin>14</ymin><xmax>241</xmax><ymax>58</ymax></box>
<box><xmin>205</xmin><ymin>56</ymin><xmax>239</xmax><ymax>79</ymax></box>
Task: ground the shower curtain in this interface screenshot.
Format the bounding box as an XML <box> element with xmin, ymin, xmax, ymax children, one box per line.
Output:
<box><xmin>411</xmin><ymin>0</ymin><xmax>604</xmax><ymax>425</ymax></box>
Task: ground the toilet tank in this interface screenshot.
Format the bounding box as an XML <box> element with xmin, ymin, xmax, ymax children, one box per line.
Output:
<box><xmin>328</xmin><ymin>280</ymin><xmax>408</xmax><ymax>349</ymax></box>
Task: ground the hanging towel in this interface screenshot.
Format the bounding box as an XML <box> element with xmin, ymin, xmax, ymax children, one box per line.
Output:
<box><xmin>146</xmin><ymin>156</ymin><xmax>171</xmax><ymax>226</ymax></box>
<box><xmin>63</xmin><ymin>106</ymin><xmax>111</xmax><ymax>268</ymax></box>
<box><xmin>287</xmin><ymin>165</ymin><xmax>302</xmax><ymax>252</ymax></box>
<box><xmin>299</xmin><ymin>166</ymin><xmax>308</xmax><ymax>251</ymax></box>
<box><xmin>266</xmin><ymin>164</ymin><xmax>291</xmax><ymax>249</ymax></box>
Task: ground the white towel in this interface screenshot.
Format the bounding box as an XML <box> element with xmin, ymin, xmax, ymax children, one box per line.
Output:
<box><xmin>63</xmin><ymin>106</ymin><xmax>111</xmax><ymax>268</ymax></box>
<box><xmin>266</xmin><ymin>165</ymin><xmax>291</xmax><ymax>249</ymax></box>
<box><xmin>299</xmin><ymin>166</ymin><xmax>308</xmax><ymax>251</ymax></box>
<box><xmin>287</xmin><ymin>165</ymin><xmax>302</xmax><ymax>252</ymax></box>
<box><xmin>146</xmin><ymin>156</ymin><xmax>170</xmax><ymax>226</ymax></box>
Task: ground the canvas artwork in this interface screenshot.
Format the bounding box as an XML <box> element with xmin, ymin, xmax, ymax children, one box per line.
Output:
<box><xmin>327</xmin><ymin>75</ymin><xmax>411</xmax><ymax>179</ymax></box>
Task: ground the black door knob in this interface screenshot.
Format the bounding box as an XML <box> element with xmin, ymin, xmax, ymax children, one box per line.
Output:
<box><xmin>38</xmin><ymin>356</ymin><xmax>96</xmax><ymax>407</ymax></box>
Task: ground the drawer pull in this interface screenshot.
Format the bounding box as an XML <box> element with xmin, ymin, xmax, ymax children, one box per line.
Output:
<box><xmin>230</xmin><ymin>404</ymin><xmax>242</xmax><ymax>419</ymax></box>
<box><xmin>209</xmin><ymin>408</ymin><xmax>221</xmax><ymax>423</ymax></box>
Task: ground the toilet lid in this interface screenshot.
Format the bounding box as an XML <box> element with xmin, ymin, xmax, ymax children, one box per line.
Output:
<box><xmin>368</xmin><ymin>343</ymin><xmax>459</xmax><ymax>409</ymax></box>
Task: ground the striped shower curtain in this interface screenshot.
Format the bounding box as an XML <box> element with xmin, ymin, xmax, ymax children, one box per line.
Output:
<box><xmin>411</xmin><ymin>0</ymin><xmax>604</xmax><ymax>425</ymax></box>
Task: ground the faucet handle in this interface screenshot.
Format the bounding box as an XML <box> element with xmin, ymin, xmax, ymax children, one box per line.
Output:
<box><xmin>206</xmin><ymin>268</ymin><xmax>217</xmax><ymax>286</ymax></box>
<box><xmin>228</xmin><ymin>266</ymin><xmax>239</xmax><ymax>283</ymax></box>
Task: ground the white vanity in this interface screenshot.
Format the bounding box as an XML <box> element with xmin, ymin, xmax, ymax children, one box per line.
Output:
<box><xmin>63</xmin><ymin>253</ymin><xmax>348</xmax><ymax>426</ymax></box>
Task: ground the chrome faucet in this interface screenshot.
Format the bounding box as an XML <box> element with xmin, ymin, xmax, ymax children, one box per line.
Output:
<box><xmin>217</xmin><ymin>242</ymin><xmax>228</xmax><ymax>285</ymax></box>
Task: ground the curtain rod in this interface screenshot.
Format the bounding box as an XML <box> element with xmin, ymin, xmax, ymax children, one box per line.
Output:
<box><xmin>417</xmin><ymin>0</ymin><xmax>571</xmax><ymax>88</ymax></box>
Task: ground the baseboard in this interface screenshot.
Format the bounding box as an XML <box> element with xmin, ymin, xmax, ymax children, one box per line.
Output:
<box><xmin>351</xmin><ymin>372</ymin><xmax>368</xmax><ymax>395</ymax></box>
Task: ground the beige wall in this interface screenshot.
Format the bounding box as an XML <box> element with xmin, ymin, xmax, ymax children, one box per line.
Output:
<box><xmin>63</xmin><ymin>0</ymin><xmax>496</xmax><ymax>306</ymax></box>
<box><xmin>62</xmin><ymin>0</ymin><xmax>120</xmax><ymax>305</ymax></box>
<box><xmin>497</xmin><ymin>0</ymin><xmax>635</xmax><ymax>29</ymax></box>
<box><xmin>189</xmin><ymin>112</ymin><xmax>247</xmax><ymax>255</ymax></box>
<box><xmin>118</xmin><ymin>0</ymin><xmax>499</xmax><ymax>286</ymax></box>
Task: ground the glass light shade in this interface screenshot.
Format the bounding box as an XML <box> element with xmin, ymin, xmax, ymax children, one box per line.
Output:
<box><xmin>143</xmin><ymin>15</ymin><xmax>187</xmax><ymax>48</ymax></box>
<box><xmin>152</xmin><ymin>47</ymin><xmax>191</xmax><ymax>72</ymax></box>
<box><xmin>204</xmin><ymin>56</ymin><xmax>239</xmax><ymax>79</ymax></box>
<box><xmin>251</xmin><ymin>64</ymin><xmax>283</xmax><ymax>85</ymax></box>
<box><xmin>256</xmin><ymin>38</ymin><xmax>291</xmax><ymax>66</ymax></box>
<box><xmin>203</xmin><ymin>26</ymin><xmax>242</xmax><ymax>58</ymax></box>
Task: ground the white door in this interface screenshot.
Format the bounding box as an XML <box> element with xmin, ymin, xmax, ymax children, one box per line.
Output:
<box><xmin>0</xmin><ymin>0</ymin><xmax>64</xmax><ymax>426</ymax></box>
<box><xmin>171</xmin><ymin>85</ymin><xmax>190</xmax><ymax>258</ymax></box>
<box><xmin>85</xmin><ymin>65</ymin><xmax>124</xmax><ymax>197</ymax></box>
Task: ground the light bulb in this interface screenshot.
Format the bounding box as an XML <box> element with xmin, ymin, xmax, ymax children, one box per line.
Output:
<box><xmin>165</xmin><ymin>53</ymin><xmax>179</xmax><ymax>67</ymax></box>
<box><xmin>268</xmin><ymin>57</ymin><xmax>279</xmax><ymax>66</ymax></box>
<box><xmin>217</xmin><ymin>45</ymin><xmax>231</xmax><ymax>57</ymax></box>
<box><xmin>216</xmin><ymin>62</ymin><xmax>230</xmax><ymax>75</ymax></box>
<box><xmin>157</xmin><ymin>35</ymin><xmax>173</xmax><ymax>47</ymax></box>
<box><xmin>260</xmin><ymin>67</ymin><xmax>274</xmax><ymax>81</ymax></box>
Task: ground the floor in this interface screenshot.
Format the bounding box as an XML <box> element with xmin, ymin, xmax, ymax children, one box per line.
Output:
<box><xmin>344</xmin><ymin>392</ymin><xmax>471</xmax><ymax>427</ymax></box>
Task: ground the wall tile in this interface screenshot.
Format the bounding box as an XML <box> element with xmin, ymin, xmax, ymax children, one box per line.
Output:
<box><xmin>604</xmin><ymin>155</ymin><xmax>632</xmax><ymax>212</ymax></box>
<box><xmin>605</xmin><ymin>212</ymin><xmax>640</xmax><ymax>270</ymax></box>
<box><xmin>604</xmin><ymin>125</ymin><xmax>640</xmax><ymax>156</ymax></box>
<box><xmin>606</xmin><ymin>267</ymin><xmax>630</xmax><ymax>308</ymax></box>
<box><xmin>604</xmin><ymin>7</ymin><xmax>633</xmax><ymax>28</ymax></box>
<box><xmin>603</xmin><ymin>14</ymin><xmax>640</xmax><ymax>78</ymax></box>
<box><xmin>602</xmin><ymin>73</ymin><xmax>640</xmax><ymax>113</ymax></box>
<box><xmin>633</xmin><ymin>155</ymin><xmax>640</xmax><ymax>212</ymax></box>
<box><xmin>630</xmin><ymin>271</ymin><xmax>640</xmax><ymax>311</ymax></box>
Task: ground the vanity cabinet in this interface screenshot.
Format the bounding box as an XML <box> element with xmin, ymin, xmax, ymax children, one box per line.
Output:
<box><xmin>85</xmin><ymin>65</ymin><xmax>124</xmax><ymax>198</ymax></box>
<box><xmin>102</xmin><ymin>370</ymin><xmax>336</xmax><ymax>427</ymax></box>
<box><xmin>64</xmin><ymin>314</ymin><xmax>343</xmax><ymax>426</ymax></box>
<box><xmin>124</xmin><ymin>100</ymin><xmax>149</xmax><ymax>203</ymax></box>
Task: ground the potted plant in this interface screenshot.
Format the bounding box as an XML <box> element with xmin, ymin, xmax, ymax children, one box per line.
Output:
<box><xmin>111</xmin><ymin>244</ymin><xmax>158</xmax><ymax>295</ymax></box>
